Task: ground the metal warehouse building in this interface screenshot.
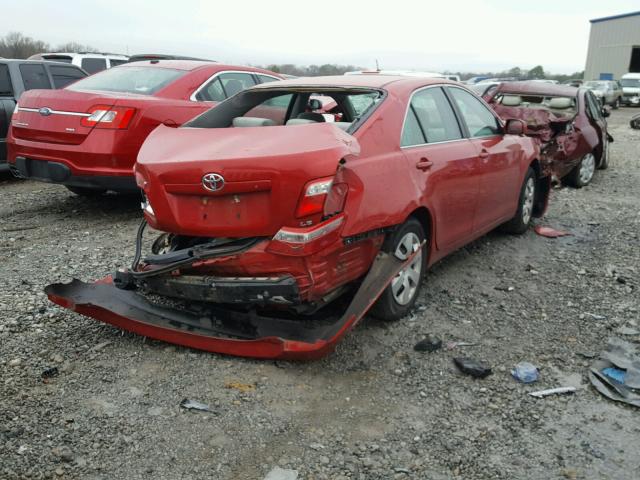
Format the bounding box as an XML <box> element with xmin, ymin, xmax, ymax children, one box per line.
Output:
<box><xmin>584</xmin><ymin>11</ymin><xmax>640</xmax><ymax>80</ymax></box>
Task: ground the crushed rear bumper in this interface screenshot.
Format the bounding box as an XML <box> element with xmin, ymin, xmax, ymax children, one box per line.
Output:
<box><xmin>45</xmin><ymin>249</ymin><xmax>417</xmax><ymax>360</ymax></box>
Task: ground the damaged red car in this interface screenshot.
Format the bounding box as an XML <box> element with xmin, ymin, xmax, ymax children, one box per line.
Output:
<box><xmin>47</xmin><ymin>76</ymin><xmax>550</xmax><ymax>359</ymax></box>
<box><xmin>482</xmin><ymin>81</ymin><xmax>612</xmax><ymax>188</ymax></box>
<box><xmin>8</xmin><ymin>61</ymin><xmax>281</xmax><ymax>195</ymax></box>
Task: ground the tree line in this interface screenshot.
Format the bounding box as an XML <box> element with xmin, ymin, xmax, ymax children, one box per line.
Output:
<box><xmin>1</xmin><ymin>31</ymin><xmax>584</xmax><ymax>81</ymax></box>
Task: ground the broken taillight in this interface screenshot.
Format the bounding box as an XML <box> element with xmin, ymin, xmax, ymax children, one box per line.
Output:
<box><xmin>295</xmin><ymin>177</ymin><xmax>333</xmax><ymax>218</ymax></box>
<box><xmin>81</xmin><ymin>105</ymin><xmax>136</xmax><ymax>129</ymax></box>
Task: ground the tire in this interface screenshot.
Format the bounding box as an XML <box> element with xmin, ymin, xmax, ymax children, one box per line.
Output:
<box><xmin>371</xmin><ymin>217</ymin><xmax>427</xmax><ymax>321</ymax></box>
<box><xmin>598</xmin><ymin>136</ymin><xmax>609</xmax><ymax>170</ymax></box>
<box><xmin>612</xmin><ymin>97</ymin><xmax>620</xmax><ymax>110</ymax></box>
<box><xmin>65</xmin><ymin>185</ymin><xmax>107</xmax><ymax>197</ymax></box>
<box><xmin>501</xmin><ymin>168</ymin><xmax>537</xmax><ymax>235</ymax></box>
<box><xmin>564</xmin><ymin>152</ymin><xmax>596</xmax><ymax>188</ymax></box>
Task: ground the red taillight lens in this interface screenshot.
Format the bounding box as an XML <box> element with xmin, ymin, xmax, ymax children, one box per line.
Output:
<box><xmin>323</xmin><ymin>182</ymin><xmax>348</xmax><ymax>216</ymax></box>
<box><xmin>295</xmin><ymin>177</ymin><xmax>333</xmax><ymax>218</ymax></box>
<box><xmin>81</xmin><ymin>105</ymin><xmax>136</xmax><ymax>129</ymax></box>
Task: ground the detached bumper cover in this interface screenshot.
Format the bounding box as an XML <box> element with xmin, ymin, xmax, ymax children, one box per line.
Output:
<box><xmin>45</xmin><ymin>249</ymin><xmax>416</xmax><ymax>360</ymax></box>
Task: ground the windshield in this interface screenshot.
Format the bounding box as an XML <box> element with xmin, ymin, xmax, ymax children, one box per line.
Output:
<box><xmin>621</xmin><ymin>79</ymin><xmax>640</xmax><ymax>88</ymax></box>
<box><xmin>584</xmin><ymin>81</ymin><xmax>607</xmax><ymax>89</ymax></box>
<box><xmin>185</xmin><ymin>87</ymin><xmax>384</xmax><ymax>132</ymax></box>
<box><xmin>66</xmin><ymin>66</ymin><xmax>185</xmax><ymax>95</ymax></box>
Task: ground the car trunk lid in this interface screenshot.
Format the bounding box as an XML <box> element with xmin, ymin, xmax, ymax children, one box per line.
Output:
<box><xmin>136</xmin><ymin>123</ymin><xmax>360</xmax><ymax>237</ymax></box>
<box><xmin>12</xmin><ymin>89</ymin><xmax>119</xmax><ymax>145</ymax></box>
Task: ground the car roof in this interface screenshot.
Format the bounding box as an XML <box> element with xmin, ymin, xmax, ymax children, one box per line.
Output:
<box><xmin>0</xmin><ymin>58</ymin><xmax>85</xmax><ymax>67</ymax></box>
<box><xmin>38</xmin><ymin>52</ymin><xmax>128</xmax><ymax>58</ymax></box>
<box><xmin>252</xmin><ymin>74</ymin><xmax>455</xmax><ymax>91</ymax></box>
<box><xmin>495</xmin><ymin>81</ymin><xmax>578</xmax><ymax>97</ymax></box>
<box><xmin>120</xmin><ymin>60</ymin><xmax>269</xmax><ymax>73</ymax></box>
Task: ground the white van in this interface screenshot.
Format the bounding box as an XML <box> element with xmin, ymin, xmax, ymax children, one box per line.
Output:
<box><xmin>620</xmin><ymin>73</ymin><xmax>640</xmax><ymax>106</ymax></box>
<box><xmin>28</xmin><ymin>52</ymin><xmax>129</xmax><ymax>74</ymax></box>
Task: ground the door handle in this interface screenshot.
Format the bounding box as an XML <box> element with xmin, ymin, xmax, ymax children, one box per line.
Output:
<box><xmin>478</xmin><ymin>149</ymin><xmax>490</xmax><ymax>160</ymax></box>
<box><xmin>416</xmin><ymin>158</ymin><xmax>433</xmax><ymax>171</ymax></box>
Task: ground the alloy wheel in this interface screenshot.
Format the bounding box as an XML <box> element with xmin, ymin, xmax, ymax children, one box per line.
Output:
<box><xmin>391</xmin><ymin>232</ymin><xmax>422</xmax><ymax>306</ymax></box>
<box><xmin>579</xmin><ymin>153</ymin><xmax>596</xmax><ymax>185</ymax></box>
<box><xmin>522</xmin><ymin>177</ymin><xmax>536</xmax><ymax>225</ymax></box>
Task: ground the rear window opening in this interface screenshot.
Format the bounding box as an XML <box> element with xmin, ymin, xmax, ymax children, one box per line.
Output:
<box><xmin>186</xmin><ymin>87</ymin><xmax>384</xmax><ymax>133</ymax></box>
<box><xmin>496</xmin><ymin>93</ymin><xmax>577</xmax><ymax>117</ymax></box>
<box><xmin>66</xmin><ymin>66</ymin><xmax>186</xmax><ymax>95</ymax></box>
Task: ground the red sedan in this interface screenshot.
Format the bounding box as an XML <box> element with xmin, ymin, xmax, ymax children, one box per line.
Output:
<box><xmin>7</xmin><ymin>61</ymin><xmax>281</xmax><ymax>195</ymax></box>
<box><xmin>47</xmin><ymin>75</ymin><xmax>549</xmax><ymax>359</ymax></box>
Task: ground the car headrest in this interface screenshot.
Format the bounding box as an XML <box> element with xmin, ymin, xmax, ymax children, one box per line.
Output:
<box><xmin>548</xmin><ymin>97</ymin><xmax>573</xmax><ymax>109</ymax></box>
<box><xmin>286</xmin><ymin>118</ymin><xmax>316</xmax><ymax>125</ymax></box>
<box><xmin>296</xmin><ymin>112</ymin><xmax>325</xmax><ymax>122</ymax></box>
<box><xmin>501</xmin><ymin>95</ymin><xmax>522</xmax><ymax>106</ymax></box>
<box><xmin>232</xmin><ymin>117</ymin><xmax>277</xmax><ymax>127</ymax></box>
<box><xmin>225</xmin><ymin>79</ymin><xmax>244</xmax><ymax>97</ymax></box>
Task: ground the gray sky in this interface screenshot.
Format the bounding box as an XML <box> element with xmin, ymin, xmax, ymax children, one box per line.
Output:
<box><xmin>5</xmin><ymin>0</ymin><xmax>639</xmax><ymax>73</ymax></box>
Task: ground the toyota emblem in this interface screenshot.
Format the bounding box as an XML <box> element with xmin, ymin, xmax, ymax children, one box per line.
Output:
<box><xmin>202</xmin><ymin>173</ymin><xmax>225</xmax><ymax>192</ymax></box>
<box><xmin>38</xmin><ymin>107</ymin><xmax>52</xmax><ymax>117</ymax></box>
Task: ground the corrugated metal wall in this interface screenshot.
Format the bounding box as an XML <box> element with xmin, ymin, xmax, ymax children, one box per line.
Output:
<box><xmin>584</xmin><ymin>14</ymin><xmax>640</xmax><ymax>80</ymax></box>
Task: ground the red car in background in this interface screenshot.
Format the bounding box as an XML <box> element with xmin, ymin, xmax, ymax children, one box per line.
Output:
<box><xmin>7</xmin><ymin>61</ymin><xmax>281</xmax><ymax>195</ymax></box>
<box><xmin>483</xmin><ymin>81</ymin><xmax>612</xmax><ymax>188</ymax></box>
<box><xmin>48</xmin><ymin>76</ymin><xmax>550</xmax><ymax>359</ymax></box>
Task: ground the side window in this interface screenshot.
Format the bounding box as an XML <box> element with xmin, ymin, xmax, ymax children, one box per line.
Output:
<box><xmin>49</xmin><ymin>66</ymin><xmax>87</xmax><ymax>88</ymax></box>
<box><xmin>256</xmin><ymin>74</ymin><xmax>280</xmax><ymax>84</ymax></box>
<box><xmin>19</xmin><ymin>64</ymin><xmax>51</xmax><ymax>91</ymax></box>
<box><xmin>0</xmin><ymin>64</ymin><xmax>13</xmax><ymax>96</ymax></box>
<box><xmin>217</xmin><ymin>72</ymin><xmax>256</xmax><ymax>97</ymax></box>
<box><xmin>81</xmin><ymin>58</ymin><xmax>107</xmax><ymax>74</ymax></box>
<box><xmin>586</xmin><ymin>92</ymin><xmax>602</xmax><ymax>120</ymax></box>
<box><xmin>109</xmin><ymin>59</ymin><xmax>127</xmax><ymax>67</ymax></box>
<box><xmin>401</xmin><ymin>107</ymin><xmax>426</xmax><ymax>146</ymax></box>
<box><xmin>448</xmin><ymin>87</ymin><xmax>501</xmax><ymax>137</ymax></box>
<box><xmin>196</xmin><ymin>77</ymin><xmax>226</xmax><ymax>102</ymax></box>
<box><xmin>401</xmin><ymin>87</ymin><xmax>462</xmax><ymax>146</ymax></box>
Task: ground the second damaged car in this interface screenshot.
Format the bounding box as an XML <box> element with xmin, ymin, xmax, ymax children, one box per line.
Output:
<box><xmin>483</xmin><ymin>81</ymin><xmax>612</xmax><ymax>188</ymax></box>
<box><xmin>46</xmin><ymin>76</ymin><xmax>549</xmax><ymax>359</ymax></box>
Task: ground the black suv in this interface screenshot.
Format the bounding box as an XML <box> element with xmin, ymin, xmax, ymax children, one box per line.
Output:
<box><xmin>0</xmin><ymin>59</ymin><xmax>87</xmax><ymax>170</ymax></box>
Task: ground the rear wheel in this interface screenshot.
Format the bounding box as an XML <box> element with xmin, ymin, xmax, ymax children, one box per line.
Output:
<box><xmin>65</xmin><ymin>185</ymin><xmax>107</xmax><ymax>197</ymax></box>
<box><xmin>501</xmin><ymin>167</ymin><xmax>536</xmax><ymax>234</ymax></box>
<box><xmin>372</xmin><ymin>217</ymin><xmax>426</xmax><ymax>321</ymax></box>
<box><xmin>612</xmin><ymin>97</ymin><xmax>620</xmax><ymax>109</ymax></box>
<box><xmin>598</xmin><ymin>137</ymin><xmax>609</xmax><ymax>170</ymax></box>
<box><xmin>564</xmin><ymin>152</ymin><xmax>596</xmax><ymax>188</ymax></box>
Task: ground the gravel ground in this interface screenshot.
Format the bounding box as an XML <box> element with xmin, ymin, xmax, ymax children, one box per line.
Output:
<box><xmin>1</xmin><ymin>108</ymin><xmax>639</xmax><ymax>480</ymax></box>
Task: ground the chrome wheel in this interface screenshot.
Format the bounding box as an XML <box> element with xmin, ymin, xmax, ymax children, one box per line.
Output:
<box><xmin>522</xmin><ymin>177</ymin><xmax>535</xmax><ymax>225</ymax></box>
<box><xmin>391</xmin><ymin>232</ymin><xmax>422</xmax><ymax>306</ymax></box>
<box><xmin>579</xmin><ymin>153</ymin><xmax>596</xmax><ymax>185</ymax></box>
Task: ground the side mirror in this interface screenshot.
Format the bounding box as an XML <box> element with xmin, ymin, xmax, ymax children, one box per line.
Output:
<box><xmin>601</xmin><ymin>106</ymin><xmax>611</xmax><ymax>118</ymax></box>
<box><xmin>505</xmin><ymin>118</ymin><xmax>526</xmax><ymax>135</ymax></box>
<box><xmin>308</xmin><ymin>98</ymin><xmax>323</xmax><ymax>111</ymax></box>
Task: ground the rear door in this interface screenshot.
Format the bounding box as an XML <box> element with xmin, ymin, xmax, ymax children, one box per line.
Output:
<box><xmin>445</xmin><ymin>86</ymin><xmax>522</xmax><ymax>231</ymax></box>
<box><xmin>400</xmin><ymin>86</ymin><xmax>481</xmax><ymax>250</ymax></box>
<box><xmin>19</xmin><ymin>63</ymin><xmax>52</xmax><ymax>92</ymax></box>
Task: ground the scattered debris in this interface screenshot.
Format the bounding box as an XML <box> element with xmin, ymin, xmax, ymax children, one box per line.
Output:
<box><xmin>511</xmin><ymin>362</ymin><xmax>539</xmax><ymax>384</ymax></box>
<box><xmin>494</xmin><ymin>285</ymin><xmax>515</xmax><ymax>292</ymax></box>
<box><xmin>589</xmin><ymin>338</ymin><xmax>640</xmax><ymax>407</ymax></box>
<box><xmin>414</xmin><ymin>335</ymin><xmax>442</xmax><ymax>352</ymax></box>
<box><xmin>529</xmin><ymin>387</ymin><xmax>577</xmax><ymax>398</ymax></box>
<box><xmin>264</xmin><ymin>466</ymin><xmax>299</xmax><ymax>480</ymax></box>
<box><xmin>583</xmin><ymin>312</ymin><xmax>606</xmax><ymax>320</ymax></box>
<box><xmin>454</xmin><ymin>357</ymin><xmax>492</xmax><ymax>379</ymax></box>
<box><xmin>534</xmin><ymin>225</ymin><xmax>571</xmax><ymax>238</ymax></box>
<box><xmin>8</xmin><ymin>358</ymin><xmax>22</xmax><ymax>367</ymax></box>
<box><xmin>179</xmin><ymin>399</ymin><xmax>212</xmax><ymax>412</ymax></box>
<box><xmin>224</xmin><ymin>381</ymin><xmax>256</xmax><ymax>393</ymax></box>
<box><xmin>445</xmin><ymin>341</ymin><xmax>477</xmax><ymax>350</ymax></box>
<box><xmin>617</xmin><ymin>326</ymin><xmax>639</xmax><ymax>336</ymax></box>
<box><xmin>41</xmin><ymin>367</ymin><xmax>59</xmax><ymax>381</ymax></box>
<box><xmin>89</xmin><ymin>341</ymin><xmax>112</xmax><ymax>353</ymax></box>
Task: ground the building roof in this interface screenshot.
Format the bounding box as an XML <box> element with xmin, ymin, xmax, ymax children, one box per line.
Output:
<box><xmin>590</xmin><ymin>11</ymin><xmax>640</xmax><ymax>24</ymax></box>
